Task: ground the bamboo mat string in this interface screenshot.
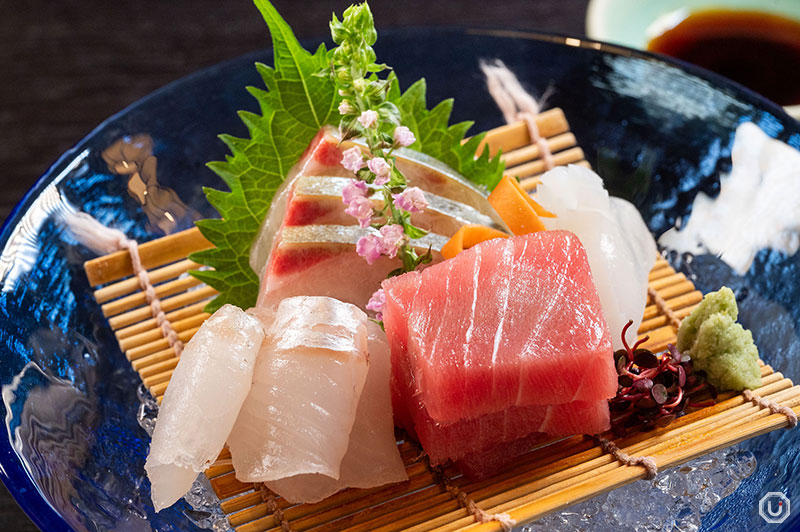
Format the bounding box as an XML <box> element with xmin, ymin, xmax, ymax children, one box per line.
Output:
<box><xmin>593</xmin><ymin>435</ymin><xmax>658</xmax><ymax>479</ymax></box>
<box><xmin>480</xmin><ymin>59</ymin><xmax>555</xmax><ymax>171</ymax></box>
<box><xmin>743</xmin><ymin>389</ymin><xmax>798</xmax><ymax>428</ymax></box>
<box><xmin>648</xmin><ymin>286</ymin><xmax>682</xmax><ymax>330</ymax></box>
<box><xmin>259</xmin><ymin>483</ymin><xmax>293</xmax><ymax>532</ymax></box>
<box><xmin>121</xmin><ymin>238</ymin><xmax>184</xmax><ymax>356</ymax></box>
<box><xmin>429</xmin><ymin>461</ymin><xmax>516</xmax><ymax>531</ymax></box>
<box><xmin>62</xmin><ymin>208</ymin><xmax>184</xmax><ymax>356</ymax></box>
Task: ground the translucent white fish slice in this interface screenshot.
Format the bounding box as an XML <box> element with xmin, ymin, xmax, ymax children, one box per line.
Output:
<box><xmin>228</xmin><ymin>296</ymin><xmax>369</xmax><ymax>484</ymax></box>
<box><xmin>266</xmin><ymin>321</ymin><xmax>408</xmax><ymax>503</ymax></box>
<box><xmin>145</xmin><ymin>304</ymin><xmax>264</xmax><ymax>512</ymax></box>
<box><xmin>537</xmin><ymin>165</ymin><xmax>657</xmax><ymax>349</ymax></box>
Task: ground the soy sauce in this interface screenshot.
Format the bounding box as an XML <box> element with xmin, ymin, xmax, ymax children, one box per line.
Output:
<box><xmin>647</xmin><ymin>9</ymin><xmax>800</xmax><ymax>105</ymax></box>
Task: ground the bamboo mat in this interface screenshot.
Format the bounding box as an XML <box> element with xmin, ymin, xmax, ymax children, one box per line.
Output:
<box><xmin>83</xmin><ymin>111</ymin><xmax>800</xmax><ymax>531</ymax></box>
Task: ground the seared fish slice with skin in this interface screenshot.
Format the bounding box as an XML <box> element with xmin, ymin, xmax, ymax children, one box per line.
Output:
<box><xmin>145</xmin><ymin>305</ymin><xmax>264</xmax><ymax>512</ymax></box>
<box><xmin>257</xmin><ymin>225</ymin><xmax>448</xmax><ymax>310</ymax></box>
<box><xmin>266</xmin><ymin>321</ymin><xmax>408</xmax><ymax>504</ymax></box>
<box><xmin>249</xmin><ymin>126</ymin><xmax>508</xmax><ymax>277</ymax></box>
<box><xmin>287</xmin><ymin>175</ymin><xmax>501</xmax><ymax>236</ymax></box>
<box><xmin>228</xmin><ymin>296</ymin><xmax>369</xmax><ymax>484</ymax></box>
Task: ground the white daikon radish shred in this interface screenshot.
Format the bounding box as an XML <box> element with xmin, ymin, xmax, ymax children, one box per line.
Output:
<box><xmin>145</xmin><ymin>304</ymin><xmax>264</xmax><ymax>512</ymax></box>
<box><xmin>536</xmin><ymin>165</ymin><xmax>657</xmax><ymax>349</ymax></box>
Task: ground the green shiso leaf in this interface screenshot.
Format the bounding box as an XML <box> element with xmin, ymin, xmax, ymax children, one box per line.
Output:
<box><xmin>191</xmin><ymin>0</ymin><xmax>504</xmax><ymax>311</ymax></box>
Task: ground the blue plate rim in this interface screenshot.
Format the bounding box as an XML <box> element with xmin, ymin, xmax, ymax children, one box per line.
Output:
<box><xmin>0</xmin><ymin>25</ymin><xmax>797</xmax><ymax>532</ymax></box>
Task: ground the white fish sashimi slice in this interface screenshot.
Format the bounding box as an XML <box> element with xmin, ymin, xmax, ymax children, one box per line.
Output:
<box><xmin>267</xmin><ymin>321</ymin><xmax>408</xmax><ymax>503</ymax></box>
<box><xmin>537</xmin><ymin>165</ymin><xmax>657</xmax><ymax>349</ymax></box>
<box><xmin>228</xmin><ymin>296</ymin><xmax>369</xmax><ymax>484</ymax></box>
<box><xmin>145</xmin><ymin>304</ymin><xmax>264</xmax><ymax>512</ymax></box>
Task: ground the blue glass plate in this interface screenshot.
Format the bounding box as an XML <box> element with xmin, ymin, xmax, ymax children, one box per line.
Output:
<box><xmin>1</xmin><ymin>28</ymin><xmax>798</xmax><ymax>532</ymax></box>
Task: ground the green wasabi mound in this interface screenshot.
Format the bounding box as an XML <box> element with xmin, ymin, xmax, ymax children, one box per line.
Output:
<box><xmin>676</xmin><ymin>286</ymin><xmax>738</xmax><ymax>352</ymax></box>
<box><xmin>677</xmin><ymin>287</ymin><xmax>761</xmax><ymax>391</ymax></box>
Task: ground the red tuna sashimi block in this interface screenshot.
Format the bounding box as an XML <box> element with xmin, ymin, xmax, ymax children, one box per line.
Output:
<box><xmin>411</xmin><ymin>397</ymin><xmax>609</xmax><ymax>466</ymax></box>
<box><xmin>387</xmin><ymin>312</ymin><xmax>609</xmax><ymax>465</ymax></box>
<box><xmin>455</xmin><ymin>432</ymin><xmax>550</xmax><ymax>480</ymax></box>
<box><xmin>382</xmin><ymin>230</ymin><xmax>616</xmax><ymax>424</ymax></box>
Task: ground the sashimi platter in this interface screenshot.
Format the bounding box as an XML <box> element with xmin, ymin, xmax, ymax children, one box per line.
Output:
<box><xmin>60</xmin><ymin>1</ymin><xmax>800</xmax><ymax>531</ymax></box>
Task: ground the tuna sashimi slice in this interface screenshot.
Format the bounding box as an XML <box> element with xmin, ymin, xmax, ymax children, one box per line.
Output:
<box><xmin>266</xmin><ymin>322</ymin><xmax>408</xmax><ymax>503</ymax></box>
<box><xmin>145</xmin><ymin>305</ymin><xmax>264</xmax><ymax>511</ymax></box>
<box><xmin>455</xmin><ymin>432</ymin><xmax>551</xmax><ymax>480</ymax></box>
<box><xmin>227</xmin><ymin>297</ymin><xmax>368</xmax><ymax>483</ymax></box>
<box><xmin>382</xmin><ymin>230</ymin><xmax>616</xmax><ymax>424</ymax></box>
<box><xmin>388</xmin><ymin>308</ymin><xmax>610</xmax><ymax>465</ymax></box>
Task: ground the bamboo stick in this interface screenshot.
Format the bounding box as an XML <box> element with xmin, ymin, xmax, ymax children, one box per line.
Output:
<box><xmin>643</xmin><ymin>290</ymin><xmax>702</xmax><ymax>320</ymax></box>
<box><xmin>132</xmin><ymin>345</ymin><xmax>182</xmax><ymax>372</ymax></box>
<box><xmin>101</xmin><ymin>275</ymin><xmax>203</xmax><ymax>318</ymax></box>
<box><xmin>119</xmin><ymin>312</ymin><xmax>209</xmax><ymax>351</ymax></box>
<box><xmin>84</xmin><ymin>226</ymin><xmax>212</xmax><ymax>286</ymax></box>
<box><xmin>476</xmin><ymin>109</ymin><xmax>569</xmax><ymax>157</ymax></box>
<box><xmin>500</xmin><ymin>132</ymin><xmax>576</xmax><ymax>167</ymax></box>
<box><xmin>107</xmin><ymin>284</ymin><xmax>216</xmax><ymax>329</ymax></box>
<box><xmin>127</xmin><ymin>326</ymin><xmax>199</xmax><ymax>362</ymax></box>
<box><xmin>93</xmin><ymin>259</ymin><xmax>200</xmax><ymax>303</ymax></box>
<box><xmin>654</xmin><ymin>279</ymin><xmax>696</xmax><ymax>301</ymax></box>
<box><xmin>649</xmin><ymin>272</ymin><xmax>686</xmax><ymax>291</ymax></box>
<box><xmin>638</xmin><ymin>304</ymin><xmax>697</xmax><ymax>334</ymax></box>
<box><xmin>506</xmin><ymin>147</ymin><xmax>585</xmax><ymax>178</ymax></box>
<box><xmin>115</xmin><ymin>300</ymin><xmax>210</xmax><ymax>340</ymax></box>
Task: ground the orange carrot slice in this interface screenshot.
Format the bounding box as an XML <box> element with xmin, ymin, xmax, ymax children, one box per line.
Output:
<box><xmin>488</xmin><ymin>175</ymin><xmax>555</xmax><ymax>235</ymax></box>
<box><xmin>441</xmin><ymin>225</ymin><xmax>509</xmax><ymax>259</ymax></box>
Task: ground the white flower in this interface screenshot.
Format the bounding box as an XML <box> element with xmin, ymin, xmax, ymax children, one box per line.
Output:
<box><xmin>393</xmin><ymin>125</ymin><xmax>416</xmax><ymax>147</ymax></box>
<box><xmin>358</xmin><ymin>109</ymin><xmax>379</xmax><ymax>129</ymax></box>
<box><xmin>338</xmin><ymin>100</ymin><xmax>353</xmax><ymax>115</ymax></box>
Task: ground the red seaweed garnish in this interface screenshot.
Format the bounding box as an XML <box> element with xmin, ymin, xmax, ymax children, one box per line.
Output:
<box><xmin>609</xmin><ymin>320</ymin><xmax>715</xmax><ymax>435</ymax></box>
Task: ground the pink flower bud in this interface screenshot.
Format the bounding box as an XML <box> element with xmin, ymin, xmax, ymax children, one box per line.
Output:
<box><xmin>393</xmin><ymin>126</ymin><xmax>416</xmax><ymax>147</ymax></box>
<box><xmin>356</xmin><ymin>234</ymin><xmax>382</xmax><ymax>265</ymax></box>
<box><xmin>358</xmin><ymin>109</ymin><xmax>379</xmax><ymax>129</ymax></box>
<box><xmin>341</xmin><ymin>147</ymin><xmax>365</xmax><ymax>173</ymax></box>
<box><xmin>367</xmin><ymin>157</ymin><xmax>391</xmax><ymax>179</ymax></box>
<box><xmin>378</xmin><ymin>224</ymin><xmax>406</xmax><ymax>259</ymax></box>
<box><xmin>366</xmin><ymin>288</ymin><xmax>386</xmax><ymax>320</ymax></box>
<box><xmin>392</xmin><ymin>187</ymin><xmax>428</xmax><ymax>214</ymax></box>
<box><xmin>338</xmin><ymin>100</ymin><xmax>353</xmax><ymax>115</ymax></box>
<box><xmin>342</xmin><ymin>179</ymin><xmax>368</xmax><ymax>205</ymax></box>
<box><xmin>344</xmin><ymin>195</ymin><xmax>373</xmax><ymax>228</ymax></box>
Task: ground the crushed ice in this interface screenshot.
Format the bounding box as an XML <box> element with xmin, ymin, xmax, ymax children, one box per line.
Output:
<box><xmin>137</xmin><ymin>384</ymin><xmax>232</xmax><ymax>531</ymax></box>
<box><xmin>521</xmin><ymin>446</ymin><xmax>757</xmax><ymax>532</ymax></box>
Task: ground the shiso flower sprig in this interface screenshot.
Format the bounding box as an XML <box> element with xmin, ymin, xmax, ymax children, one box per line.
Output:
<box><xmin>610</xmin><ymin>320</ymin><xmax>717</xmax><ymax>436</ymax></box>
<box><xmin>327</xmin><ymin>2</ymin><xmax>431</xmax><ymax>320</ymax></box>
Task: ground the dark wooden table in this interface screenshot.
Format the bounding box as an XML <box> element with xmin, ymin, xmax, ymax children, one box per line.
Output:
<box><xmin>0</xmin><ymin>0</ymin><xmax>588</xmax><ymax>529</ymax></box>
